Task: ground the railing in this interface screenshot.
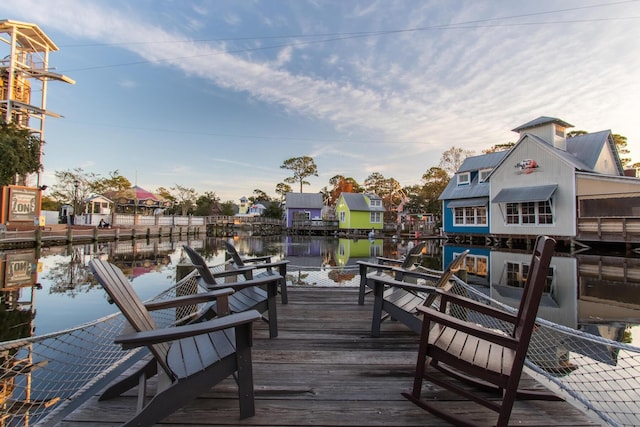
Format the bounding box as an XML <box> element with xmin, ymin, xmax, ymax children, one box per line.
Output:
<box><xmin>577</xmin><ymin>217</ymin><xmax>640</xmax><ymax>243</ymax></box>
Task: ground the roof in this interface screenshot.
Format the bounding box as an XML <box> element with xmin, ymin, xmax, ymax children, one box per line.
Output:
<box><xmin>567</xmin><ymin>130</ymin><xmax>622</xmax><ymax>172</ymax></box>
<box><xmin>511</xmin><ymin>116</ymin><xmax>573</xmax><ymax>133</ymax></box>
<box><xmin>439</xmin><ymin>151</ymin><xmax>507</xmax><ymax>201</ymax></box>
<box><xmin>492</xmin><ymin>184</ymin><xmax>558</xmax><ymax>203</ymax></box>
<box><xmin>340</xmin><ymin>193</ymin><xmax>385</xmax><ymax>211</ymax></box>
<box><xmin>0</xmin><ymin>19</ymin><xmax>59</xmax><ymax>52</ymax></box>
<box><xmin>285</xmin><ymin>192</ymin><xmax>324</xmax><ymax>209</ymax></box>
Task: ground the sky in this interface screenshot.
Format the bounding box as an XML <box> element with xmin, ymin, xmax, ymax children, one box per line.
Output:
<box><xmin>2</xmin><ymin>0</ymin><xmax>640</xmax><ymax>202</ymax></box>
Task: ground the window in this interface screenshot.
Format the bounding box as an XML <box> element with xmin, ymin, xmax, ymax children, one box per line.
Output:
<box><xmin>555</xmin><ymin>125</ymin><xmax>565</xmax><ymax>138</ymax></box>
<box><xmin>505</xmin><ymin>200</ymin><xmax>554</xmax><ymax>225</ymax></box>
<box><xmin>339</xmin><ymin>211</ymin><xmax>346</xmax><ymax>222</ymax></box>
<box><xmin>506</xmin><ymin>262</ymin><xmax>555</xmax><ymax>295</ymax></box>
<box><xmin>479</xmin><ymin>169</ymin><xmax>491</xmax><ymax>182</ymax></box>
<box><xmin>370</xmin><ymin>211</ymin><xmax>382</xmax><ymax>223</ymax></box>
<box><xmin>453</xmin><ymin>206</ymin><xmax>487</xmax><ymax>226</ymax></box>
<box><xmin>457</xmin><ymin>172</ymin><xmax>470</xmax><ymax>185</ymax></box>
<box><xmin>369</xmin><ymin>199</ymin><xmax>382</xmax><ymax>207</ymax></box>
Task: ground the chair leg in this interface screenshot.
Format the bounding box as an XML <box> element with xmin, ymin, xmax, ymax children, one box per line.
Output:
<box><xmin>236</xmin><ymin>325</ymin><xmax>256</xmax><ymax>419</ymax></box>
<box><xmin>358</xmin><ymin>266</ymin><xmax>367</xmax><ymax>305</ymax></box>
<box><xmin>370</xmin><ymin>279</ymin><xmax>384</xmax><ymax>337</ymax></box>
<box><xmin>99</xmin><ymin>357</ymin><xmax>157</xmax><ymax>401</ymax></box>
<box><xmin>278</xmin><ymin>264</ymin><xmax>288</xmax><ymax>304</ymax></box>
<box><xmin>267</xmin><ymin>282</ymin><xmax>278</xmax><ymax>338</ymax></box>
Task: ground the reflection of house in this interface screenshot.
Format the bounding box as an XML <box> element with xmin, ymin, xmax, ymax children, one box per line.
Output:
<box><xmin>442</xmin><ymin>245</ymin><xmax>490</xmax><ymax>287</ymax></box>
<box><xmin>335</xmin><ymin>238</ymin><xmax>383</xmax><ymax>266</ymax></box>
<box><xmin>335</xmin><ymin>193</ymin><xmax>385</xmax><ymax>231</ymax></box>
<box><xmin>284</xmin><ymin>192</ymin><xmax>323</xmax><ymax>228</ymax></box>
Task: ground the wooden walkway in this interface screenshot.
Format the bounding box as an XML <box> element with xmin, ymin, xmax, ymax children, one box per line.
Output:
<box><xmin>59</xmin><ymin>287</ymin><xmax>598</xmax><ymax>426</ymax></box>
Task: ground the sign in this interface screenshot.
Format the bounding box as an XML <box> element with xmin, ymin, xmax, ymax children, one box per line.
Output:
<box><xmin>8</xmin><ymin>187</ymin><xmax>38</xmax><ymax>221</ymax></box>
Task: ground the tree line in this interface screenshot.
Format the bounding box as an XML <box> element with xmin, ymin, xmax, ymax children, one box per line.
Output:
<box><xmin>1</xmin><ymin>120</ymin><xmax>635</xmax><ymax>221</ymax></box>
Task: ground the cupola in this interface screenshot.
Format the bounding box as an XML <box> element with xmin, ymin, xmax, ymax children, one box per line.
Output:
<box><xmin>512</xmin><ymin>116</ymin><xmax>573</xmax><ymax>151</ymax></box>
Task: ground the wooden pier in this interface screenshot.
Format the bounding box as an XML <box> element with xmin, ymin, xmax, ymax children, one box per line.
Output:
<box><xmin>59</xmin><ymin>287</ymin><xmax>597</xmax><ymax>426</ymax></box>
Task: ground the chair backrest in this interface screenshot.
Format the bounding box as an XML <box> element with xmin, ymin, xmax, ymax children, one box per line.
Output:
<box><xmin>183</xmin><ymin>245</ymin><xmax>218</xmax><ymax>285</ymax></box>
<box><xmin>89</xmin><ymin>259</ymin><xmax>173</xmax><ymax>375</ymax></box>
<box><xmin>422</xmin><ymin>249</ymin><xmax>470</xmax><ymax>307</ymax></box>
<box><xmin>513</xmin><ymin>236</ymin><xmax>556</xmax><ymax>345</ymax></box>
<box><xmin>402</xmin><ymin>241</ymin><xmax>427</xmax><ymax>269</ymax></box>
<box><xmin>222</xmin><ymin>241</ymin><xmax>245</xmax><ymax>266</ymax></box>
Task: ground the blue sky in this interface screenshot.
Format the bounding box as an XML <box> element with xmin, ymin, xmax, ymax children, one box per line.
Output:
<box><xmin>2</xmin><ymin>0</ymin><xmax>639</xmax><ymax>202</ymax></box>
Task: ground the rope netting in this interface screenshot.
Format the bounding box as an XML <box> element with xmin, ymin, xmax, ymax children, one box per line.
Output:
<box><xmin>0</xmin><ymin>263</ymin><xmax>638</xmax><ymax>426</ymax></box>
<box><xmin>0</xmin><ymin>269</ymin><xmax>209</xmax><ymax>427</ymax></box>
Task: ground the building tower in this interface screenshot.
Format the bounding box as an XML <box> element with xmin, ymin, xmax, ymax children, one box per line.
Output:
<box><xmin>0</xmin><ymin>19</ymin><xmax>75</xmax><ymax>186</ymax></box>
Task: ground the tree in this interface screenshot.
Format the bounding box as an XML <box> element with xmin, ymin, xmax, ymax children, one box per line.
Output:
<box><xmin>483</xmin><ymin>142</ymin><xmax>515</xmax><ymax>154</ymax></box>
<box><xmin>0</xmin><ymin>121</ymin><xmax>42</xmax><ymax>186</ymax></box>
<box><xmin>613</xmin><ymin>134</ymin><xmax>631</xmax><ymax>167</ymax></box>
<box><xmin>220</xmin><ymin>200</ymin><xmax>236</xmax><ymax>216</ymax></box>
<box><xmin>155</xmin><ymin>187</ymin><xmax>178</xmax><ymax>214</ymax></box>
<box><xmin>262</xmin><ymin>203</ymin><xmax>283</xmax><ymax>219</ymax></box>
<box><xmin>194</xmin><ymin>191</ymin><xmax>220</xmax><ymax>216</ymax></box>
<box><xmin>170</xmin><ymin>184</ymin><xmax>197</xmax><ymax>215</ymax></box>
<box><xmin>281</xmin><ymin>156</ymin><xmax>318</xmax><ymax>192</ymax></box>
<box><xmin>92</xmin><ymin>170</ymin><xmax>131</xmax><ymax>194</ymax></box>
<box><xmin>421</xmin><ymin>167</ymin><xmax>450</xmax><ymax>215</ymax></box>
<box><xmin>322</xmin><ymin>175</ymin><xmax>362</xmax><ymax>206</ymax></box>
<box><xmin>275</xmin><ymin>182</ymin><xmax>293</xmax><ymax>202</ymax></box>
<box><xmin>249</xmin><ymin>189</ymin><xmax>270</xmax><ymax>204</ymax></box>
<box><xmin>439</xmin><ymin>147</ymin><xmax>474</xmax><ymax>176</ymax></box>
<box><xmin>50</xmin><ymin>168</ymin><xmax>96</xmax><ymax>214</ymax></box>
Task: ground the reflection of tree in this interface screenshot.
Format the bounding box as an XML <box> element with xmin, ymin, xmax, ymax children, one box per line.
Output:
<box><xmin>327</xmin><ymin>269</ymin><xmax>356</xmax><ymax>283</ymax></box>
<box><xmin>45</xmin><ymin>247</ymin><xmax>97</xmax><ymax>296</ymax></box>
<box><xmin>287</xmin><ymin>271</ymin><xmax>311</xmax><ymax>286</ymax></box>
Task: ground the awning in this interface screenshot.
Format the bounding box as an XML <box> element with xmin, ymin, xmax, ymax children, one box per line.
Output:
<box><xmin>447</xmin><ymin>197</ymin><xmax>488</xmax><ymax>208</ymax></box>
<box><xmin>492</xmin><ymin>184</ymin><xmax>557</xmax><ymax>204</ymax></box>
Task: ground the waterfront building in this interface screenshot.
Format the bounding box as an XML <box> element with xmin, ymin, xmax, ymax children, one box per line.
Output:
<box><xmin>441</xmin><ymin>116</ymin><xmax>640</xmax><ymax>246</ymax></box>
<box><xmin>284</xmin><ymin>192</ymin><xmax>323</xmax><ymax>228</ymax></box>
<box><xmin>335</xmin><ymin>192</ymin><xmax>385</xmax><ymax>232</ymax></box>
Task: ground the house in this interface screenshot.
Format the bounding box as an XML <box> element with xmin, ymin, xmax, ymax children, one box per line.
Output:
<box><xmin>335</xmin><ymin>193</ymin><xmax>385</xmax><ymax>232</ymax></box>
<box><xmin>489</xmin><ymin>116</ymin><xmax>640</xmax><ymax>244</ymax></box>
<box><xmin>442</xmin><ymin>116</ymin><xmax>640</xmax><ymax>246</ymax></box>
<box><xmin>284</xmin><ymin>192</ymin><xmax>324</xmax><ymax>228</ymax></box>
<box><xmin>439</xmin><ymin>151</ymin><xmax>507</xmax><ymax>238</ymax></box>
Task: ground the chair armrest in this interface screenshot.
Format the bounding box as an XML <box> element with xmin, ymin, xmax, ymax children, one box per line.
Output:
<box><xmin>390</xmin><ymin>267</ymin><xmax>440</xmax><ymax>281</ymax></box>
<box><xmin>115</xmin><ymin>310</ymin><xmax>262</xmax><ymax>349</ymax></box>
<box><xmin>367</xmin><ymin>275</ymin><xmax>437</xmax><ymax>294</ymax></box>
<box><xmin>417</xmin><ymin>305</ymin><xmax>519</xmax><ymax>349</ymax></box>
<box><xmin>204</xmin><ymin>274</ymin><xmax>284</xmax><ymax>291</ymax></box>
<box><xmin>375</xmin><ymin>256</ymin><xmax>403</xmax><ymax>265</ymax></box>
<box><xmin>210</xmin><ymin>266</ymin><xmax>255</xmax><ymax>278</ymax></box>
<box><xmin>242</xmin><ymin>255</ymin><xmax>272</xmax><ymax>263</ymax></box>
<box><xmin>144</xmin><ymin>288</ymin><xmax>234</xmax><ymax>311</ymax></box>
<box><xmin>358</xmin><ymin>260</ymin><xmax>397</xmax><ymax>273</ymax></box>
<box><xmin>246</xmin><ymin>260</ymin><xmax>290</xmax><ymax>269</ymax></box>
<box><xmin>435</xmin><ymin>289</ymin><xmax>518</xmax><ymax>324</ymax></box>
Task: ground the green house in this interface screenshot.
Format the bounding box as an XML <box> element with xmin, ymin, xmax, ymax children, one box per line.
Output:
<box><xmin>335</xmin><ymin>193</ymin><xmax>385</xmax><ymax>231</ymax></box>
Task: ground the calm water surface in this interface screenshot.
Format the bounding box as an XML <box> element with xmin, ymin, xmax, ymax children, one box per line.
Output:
<box><xmin>1</xmin><ymin>235</ymin><xmax>640</xmax><ymax>347</ymax></box>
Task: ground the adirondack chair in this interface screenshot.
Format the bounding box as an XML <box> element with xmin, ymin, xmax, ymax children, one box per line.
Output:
<box><xmin>89</xmin><ymin>259</ymin><xmax>261</xmax><ymax>426</ymax></box>
<box><xmin>222</xmin><ymin>240</ymin><xmax>290</xmax><ymax>304</ymax></box>
<box><xmin>402</xmin><ymin>235</ymin><xmax>557</xmax><ymax>427</ymax></box>
<box><xmin>367</xmin><ymin>249</ymin><xmax>469</xmax><ymax>337</ymax></box>
<box><xmin>357</xmin><ymin>241</ymin><xmax>427</xmax><ymax>305</ymax></box>
<box><xmin>183</xmin><ymin>245</ymin><xmax>281</xmax><ymax>338</ymax></box>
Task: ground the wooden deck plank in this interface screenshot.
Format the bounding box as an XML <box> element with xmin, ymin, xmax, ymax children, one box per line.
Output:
<box><xmin>58</xmin><ymin>287</ymin><xmax>599</xmax><ymax>426</ymax></box>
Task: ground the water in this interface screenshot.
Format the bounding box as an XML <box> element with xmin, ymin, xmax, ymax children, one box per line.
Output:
<box><xmin>1</xmin><ymin>235</ymin><xmax>639</xmax><ymax>344</ymax></box>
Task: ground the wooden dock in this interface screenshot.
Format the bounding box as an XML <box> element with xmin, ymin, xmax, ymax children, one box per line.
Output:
<box><xmin>58</xmin><ymin>287</ymin><xmax>598</xmax><ymax>426</ymax></box>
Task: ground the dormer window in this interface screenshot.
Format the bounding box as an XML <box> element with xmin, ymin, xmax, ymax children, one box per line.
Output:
<box><xmin>555</xmin><ymin>125</ymin><xmax>565</xmax><ymax>138</ymax></box>
<box><xmin>457</xmin><ymin>172</ymin><xmax>470</xmax><ymax>186</ymax></box>
<box><xmin>370</xmin><ymin>198</ymin><xmax>382</xmax><ymax>207</ymax></box>
<box><xmin>479</xmin><ymin>169</ymin><xmax>492</xmax><ymax>182</ymax></box>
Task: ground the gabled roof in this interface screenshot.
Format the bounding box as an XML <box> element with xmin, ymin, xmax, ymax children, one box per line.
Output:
<box><xmin>511</xmin><ymin>116</ymin><xmax>573</xmax><ymax>133</ymax></box>
<box><xmin>439</xmin><ymin>151</ymin><xmax>507</xmax><ymax>201</ymax></box>
<box><xmin>567</xmin><ymin>130</ymin><xmax>623</xmax><ymax>174</ymax></box>
<box><xmin>339</xmin><ymin>193</ymin><xmax>385</xmax><ymax>211</ymax></box>
<box><xmin>285</xmin><ymin>192</ymin><xmax>324</xmax><ymax>209</ymax></box>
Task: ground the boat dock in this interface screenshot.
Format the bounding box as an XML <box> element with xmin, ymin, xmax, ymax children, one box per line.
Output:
<box><xmin>58</xmin><ymin>287</ymin><xmax>598</xmax><ymax>426</ymax></box>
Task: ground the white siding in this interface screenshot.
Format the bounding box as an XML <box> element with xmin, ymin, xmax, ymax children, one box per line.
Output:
<box><xmin>490</xmin><ymin>136</ymin><xmax>576</xmax><ymax>237</ymax></box>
